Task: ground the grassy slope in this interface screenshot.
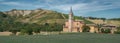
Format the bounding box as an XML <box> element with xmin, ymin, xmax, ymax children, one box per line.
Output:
<box><xmin>27</xmin><ymin>10</ymin><xmax>93</xmax><ymax>24</ymax></box>
<box><xmin>108</xmin><ymin>18</ymin><xmax>120</xmax><ymax>26</ymax></box>
<box><xmin>74</xmin><ymin>16</ymin><xmax>94</xmax><ymax>24</ymax></box>
<box><xmin>109</xmin><ymin>18</ymin><xmax>120</xmax><ymax>21</ymax></box>
<box><xmin>87</xmin><ymin>19</ymin><xmax>104</xmax><ymax>24</ymax></box>
<box><xmin>87</xmin><ymin>19</ymin><xmax>120</xmax><ymax>26</ymax></box>
<box><xmin>60</xmin><ymin>14</ymin><xmax>93</xmax><ymax>24</ymax></box>
<box><xmin>0</xmin><ymin>33</ymin><xmax>120</xmax><ymax>43</ymax></box>
<box><xmin>34</xmin><ymin>11</ymin><xmax>66</xmax><ymax>24</ymax></box>
<box><xmin>107</xmin><ymin>20</ymin><xmax>120</xmax><ymax>26</ymax></box>
<box><xmin>1</xmin><ymin>9</ymin><xmax>93</xmax><ymax>24</ymax></box>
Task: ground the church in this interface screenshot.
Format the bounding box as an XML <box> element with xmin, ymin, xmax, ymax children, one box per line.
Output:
<box><xmin>63</xmin><ymin>7</ymin><xmax>117</xmax><ymax>33</ymax></box>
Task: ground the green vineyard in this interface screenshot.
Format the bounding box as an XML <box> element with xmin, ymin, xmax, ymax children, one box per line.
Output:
<box><xmin>0</xmin><ymin>33</ymin><xmax>120</xmax><ymax>43</ymax></box>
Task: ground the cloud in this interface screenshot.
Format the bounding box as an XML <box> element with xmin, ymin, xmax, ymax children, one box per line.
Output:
<box><xmin>0</xmin><ymin>0</ymin><xmax>120</xmax><ymax>18</ymax></box>
<box><xmin>48</xmin><ymin>0</ymin><xmax>120</xmax><ymax>14</ymax></box>
<box><xmin>1</xmin><ymin>0</ymin><xmax>120</xmax><ymax>14</ymax></box>
<box><xmin>0</xmin><ymin>1</ymin><xmax>45</xmax><ymax>8</ymax></box>
<box><xmin>0</xmin><ymin>0</ymin><xmax>4</xmax><ymax>1</ymax></box>
<box><xmin>50</xmin><ymin>3</ymin><xmax>87</xmax><ymax>11</ymax></box>
<box><xmin>1</xmin><ymin>2</ymin><xmax>29</xmax><ymax>6</ymax></box>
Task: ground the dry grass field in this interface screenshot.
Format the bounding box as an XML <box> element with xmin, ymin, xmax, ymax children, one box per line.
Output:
<box><xmin>87</xmin><ymin>19</ymin><xmax>120</xmax><ymax>26</ymax></box>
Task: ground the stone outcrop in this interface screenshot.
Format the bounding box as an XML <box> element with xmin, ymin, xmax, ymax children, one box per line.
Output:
<box><xmin>3</xmin><ymin>8</ymin><xmax>44</xmax><ymax>17</ymax></box>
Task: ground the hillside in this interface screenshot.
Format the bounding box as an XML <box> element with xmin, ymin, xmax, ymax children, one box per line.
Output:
<box><xmin>2</xmin><ymin>8</ymin><xmax>93</xmax><ymax>25</ymax></box>
<box><xmin>109</xmin><ymin>18</ymin><xmax>120</xmax><ymax>21</ymax></box>
<box><xmin>86</xmin><ymin>19</ymin><xmax>120</xmax><ymax>26</ymax></box>
<box><xmin>106</xmin><ymin>20</ymin><xmax>120</xmax><ymax>26</ymax></box>
<box><xmin>2</xmin><ymin>9</ymin><xmax>64</xmax><ymax>24</ymax></box>
<box><xmin>87</xmin><ymin>19</ymin><xmax>104</xmax><ymax>24</ymax></box>
<box><xmin>108</xmin><ymin>18</ymin><xmax>120</xmax><ymax>26</ymax></box>
<box><xmin>1</xmin><ymin>8</ymin><xmax>120</xmax><ymax>30</ymax></box>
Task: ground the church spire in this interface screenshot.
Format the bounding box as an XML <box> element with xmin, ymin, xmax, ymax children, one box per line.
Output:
<box><xmin>70</xmin><ymin>7</ymin><xmax>73</xmax><ymax>16</ymax></box>
<box><xmin>69</xmin><ymin>7</ymin><xmax>74</xmax><ymax>20</ymax></box>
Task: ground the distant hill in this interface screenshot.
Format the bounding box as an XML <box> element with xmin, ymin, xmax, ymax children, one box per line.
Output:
<box><xmin>2</xmin><ymin>8</ymin><xmax>120</xmax><ymax>26</ymax></box>
<box><xmin>109</xmin><ymin>18</ymin><xmax>120</xmax><ymax>21</ymax></box>
<box><xmin>1</xmin><ymin>8</ymin><xmax>93</xmax><ymax>25</ymax></box>
<box><xmin>2</xmin><ymin>9</ymin><xmax>65</xmax><ymax>24</ymax></box>
<box><xmin>86</xmin><ymin>18</ymin><xmax>120</xmax><ymax>26</ymax></box>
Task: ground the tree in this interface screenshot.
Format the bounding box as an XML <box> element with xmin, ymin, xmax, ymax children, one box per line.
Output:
<box><xmin>101</xmin><ymin>28</ymin><xmax>111</xmax><ymax>33</ymax></box>
<box><xmin>8</xmin><ymin>22</ymin><xmax>22</xmax><ymax>35</ymax></box>
<box><xmin>9</xmin><ymin>28</ymin><xmax>18</xmax><ymax>35</ymax></box>
<box><xmin>27</xmin><ymin>28</ymin><xmax>33</xmax><ymax>35</ymax></box>
<box><xmin>19</xmin><ymin>23</ymin><xmax>34</xmax><ymax>35</ymax></box>
<box><xmin>32</xmin><ymin>25</ymin><xmax>41</xmax><ymax>34</ymax></box>
<box><xmin>0</xmin><ymin>24</ymin><xmax>3</xmax><ymax>32</ymax></box>
<box><xmin>101</xmin><ymin>18</ymin><xmax>106</xmax><ymax>22</ymax></box>
<box><xmin>19</xmin><ymin>29</ymin><xmax>27</xmax><ymax>35</ymax></box>
<box><xmin>24</xmin><ymin>24</ymin><xmax>33</xmax><ymax>35</ymax></box>
<box><xmin>55</xmin><ymin>24</ymin><xmax>63</xmax><ymax>31</ymax></box>
<box><xmin>115</xmin><ymin>27</ymin><xmax>120</xmax><ymax>34</ymax></box>
<box><xmin>33</xmin><ymin>28</ymin><xmax>40</xmax><ymax>34</ymax></box>
<box><xmin>44</xmin><ymin>23</ymin><xmax>50</xmax><ymax>32</ymax></box>
<box><xmin>96</xmin><ymin>24</ymin><xmax>103</xmax><ymax>33</ymax></box>
<box><xmin>82</xmin><ymin>26</ymin><xmax>90</xmax><ymax>32</ymax></box>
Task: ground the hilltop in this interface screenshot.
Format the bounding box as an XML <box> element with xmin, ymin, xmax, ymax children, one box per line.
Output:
<box><xmin>1</xmin><ymin>8</ymin><xmax>93</xmax><ymax>24</ymax></box>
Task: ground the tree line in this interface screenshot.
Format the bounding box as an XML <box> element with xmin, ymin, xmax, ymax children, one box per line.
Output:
<box><xmin>0</xmin><ymin>12</ymin><xmax>63</xmax><ymax>35</ymax></box>
<box><xmin>0</xmin><ymin>21</ymin><xmax>63</xmax><ymax>35</ymax></box>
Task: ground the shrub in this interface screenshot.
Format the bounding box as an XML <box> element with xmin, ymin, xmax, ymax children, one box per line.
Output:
<box><xmin>115</xmin><ymin>31</ymin><xmax>120</xmax><ymax>34</ymax></box>
<box><xmin>101</xmin><ymin>29</ymin><xmax>111</xmax><ymax>33</ymax></box>
<box><xmin>82</xmin><ymin>26</ymin><xmax>90</xmax><ymax>32</ymax></box>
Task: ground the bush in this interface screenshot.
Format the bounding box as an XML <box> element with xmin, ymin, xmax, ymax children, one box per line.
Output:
<box><xmin>82</xmin><ymin>26</ymin><xmax>90</xmax><ymax>32</ymax></box>
<box><xmin>10</xmin><ymin>33</ymin><xmax>16</xmax><ymax>36</ymax></box>
<box><xmin>18</xmin><ymin>32</ymin><xmax>26</xmax><ymax>35</ymax></box>
<box><xmin>115</xmin><ymin>31</ymin><xmax>120</xmax><ymax>34</ymax></box>
<box><xmin>19</xmin><ymin>29</ymin><xmax>27</xmax><ymax>35</ymax></box>
<box><xmin>115</xmin><ymin>27</ymin><xmax>120</xmax><ymax>34</ymax></box>
<box><xmin>101</xmin><ymin>29</ymin><xmax>111</xmax><ymax>33</ymax></box>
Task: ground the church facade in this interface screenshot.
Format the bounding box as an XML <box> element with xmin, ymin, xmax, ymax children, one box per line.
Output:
<box><xmin>63</xmin><ymin>7</ymin><xmax>117</xmax><ymax>33</ymax></box>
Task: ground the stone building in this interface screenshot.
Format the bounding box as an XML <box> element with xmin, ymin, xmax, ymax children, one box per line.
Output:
<box><xmin>63</xmin><ymin>7</ymin><xmax>117</xmax><ymax>33</ymax></box>
<box><xmin>63</xmin><ymin>7</ymin><xmax>84</xmax><ymax>32</ymax></box>
<box><xmin>63</xmin><ymin>7</ymin><xmax>98</xmax><ymax>33</ymax></box>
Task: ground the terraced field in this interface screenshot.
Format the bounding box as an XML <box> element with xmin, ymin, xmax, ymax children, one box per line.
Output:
<box><xmin>0</xmin><ymin>33</ymin><xmax>120</xmax><ymax>43</ymax></box>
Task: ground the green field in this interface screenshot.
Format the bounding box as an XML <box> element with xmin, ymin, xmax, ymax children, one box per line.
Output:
<box><xmin>0</xmin><ymin>33</ymin><xmax>120</xmax><ymax>43</ymax></box>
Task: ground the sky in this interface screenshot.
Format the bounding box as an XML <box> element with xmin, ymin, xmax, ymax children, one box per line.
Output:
<box><xmin>0</xmin><ymin>0</ymin><xmax>120</xmax><ymax>19</ymax></box>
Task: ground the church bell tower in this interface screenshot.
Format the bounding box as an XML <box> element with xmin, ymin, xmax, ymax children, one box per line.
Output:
<box><xmin>68</xmin><ymin>7</ymin><xmax>74</xmax><ymax>32</ymax></box>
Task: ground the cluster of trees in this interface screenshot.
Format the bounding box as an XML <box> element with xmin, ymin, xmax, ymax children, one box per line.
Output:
<box><xmin>0</xmin><ymin>12</ymin><xmax>63</xmax><ymax>35</ymax></box>
<box><xmin>115</xmin><ymin>27</ymin><xmax>120</xmax><ymax>34</ymax></box>
<box><xmin>82</xmin><ymin>26</ymin><xmax>90</xmax><ymax>32</ymax></box>
<box><xmin>0</xmin><ymin>21</ymin><xmax>63</xmax><ymax>35</ymax></box>
<box><xmin>109</xmin><ymin>18</ymin><xmax>120</xmax><ymax>21</ymax></box>
<box><xmin>84</xmin><ymin>17</ymin><xmax>106</xmax><ymax>21</ymax></box>
<box><xmin>74</xmin><ymin>16</ymin><xmax>94</xmax><ymax>24</ymax></box>
<box><xmin>101</xmin><ymin>29</ymin><xmax>111</xmax><ymax>33</ymax></box>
